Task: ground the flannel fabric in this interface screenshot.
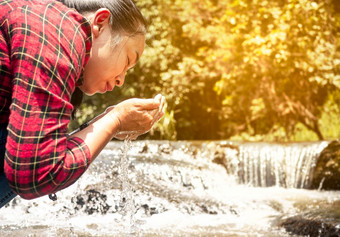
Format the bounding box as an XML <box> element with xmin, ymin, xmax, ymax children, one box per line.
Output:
<box><xmin>0</xmin><ymin>0</ymin><xmax>92</xmax><ymax>199</ymax></box>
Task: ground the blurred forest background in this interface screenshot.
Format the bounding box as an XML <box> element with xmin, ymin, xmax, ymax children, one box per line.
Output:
<box><xmin>71</xmin><ymin>0</ymin><xmax>340</xmax><ymax>142</ymax></box>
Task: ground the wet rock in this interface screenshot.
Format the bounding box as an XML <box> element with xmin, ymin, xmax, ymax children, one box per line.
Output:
<box><xmin>200</xmin><ymin>204</ymin><xmax>218</xmax><ymax>215</ymax></box>
<box><xmin>71</xmin><ymin>189</ymin><xmax>111</xmax><ymax>215</ymax></box>
<box><xmin>311</xmin><ymin>140</ymin><xmax>340</xmax><ymax>190</ymax></box>
<box><xmin>138</xmin><ymin>143</ymin><xmax>148</xmax><ymax>153</ymax></box>
<box><xmin>212</xmin><ymin>149</ymin><xmax>225</xmax><ymax>165</ymax></box>
<box><xmin>159</xmin><ymin>143</ymin><xmax>173</xmax><ymax>154</ymax></box>
<box><xmin>48</xmin><ymin>193</ymin><xmax>57</xmax><ymax>201</ymax></box>
<box><xmin>212</xmin><ymin>143</ymin><xmax>239</xmax><ymax>175</ymax></box>
<box><xmin>279</xmin><ymin>216</ymin><xmax>340</xmax><ymax>237</ymax></box>
<box><xmin>140</xmin><ymin>204</ymin><xmax>166</xmax><ymax>216</ymax></box>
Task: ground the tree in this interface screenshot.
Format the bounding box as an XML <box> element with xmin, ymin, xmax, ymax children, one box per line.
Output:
<box><xmin>171</xmin><ymin>0</ymin><xmax>340</xmax><ymax>140</ymax></box>
<box><xmin>71</xmin><ymin>0</ymin><xmax>340</xmax><ymax>141</ymax></box>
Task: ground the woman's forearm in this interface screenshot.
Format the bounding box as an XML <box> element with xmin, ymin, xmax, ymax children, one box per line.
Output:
<box><xmin>69</xmin><ymin>110</ymin><xmax>120</xmax><ymax>163</ymax></box>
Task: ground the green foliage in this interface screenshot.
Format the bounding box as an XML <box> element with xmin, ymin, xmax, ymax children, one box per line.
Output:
<box><xmin>71</xmin><ymin>0</ymin><xmax>340</xmax><ymax>141</ymax></box>
<box><xmin>180</xmin><ymin>0</ymin><xmax>339</xmax><ymax>140</ymax></box>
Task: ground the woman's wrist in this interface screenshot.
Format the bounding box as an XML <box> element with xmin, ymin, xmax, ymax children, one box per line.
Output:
<box><xmin>69</xmin><ymin>105</ymin><xmax>119</xmax><ymax>137</ymax></box>
<box><xmin>106</xmin><ymin>109</ymin><xmax>122</xmax><ymax>136</ymax></box>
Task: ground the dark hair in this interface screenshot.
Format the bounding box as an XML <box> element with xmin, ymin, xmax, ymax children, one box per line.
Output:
<box><xmin>58</xmin><ymin>0</ymin><xmax>147</xmax><ymax>118</ymax></box>
<box><xmin>59</xmin><ymin>0</ymin><xmax>146</xmax><ymax>36</ymax></box>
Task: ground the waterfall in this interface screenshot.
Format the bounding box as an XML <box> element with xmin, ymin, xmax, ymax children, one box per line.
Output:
<box><xmin>1</xmin><ymin>140</ymin><xmax>339</xmax><ymax>237</ymax></box>
<box><xmin>218</xmin><ymin>141</ymin><xmax>330</xmax><ymax>189</ymax></box>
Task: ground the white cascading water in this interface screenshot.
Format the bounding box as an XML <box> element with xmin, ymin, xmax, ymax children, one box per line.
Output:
<box><xmin>222</xmin><ymin>141</ymin><xmax>329</xmax><ymax>188</ymax></box>
<box><xmin>0</xmin><ymin>140</ymin><xmax>339</xmax><ymax>237</ymax></box>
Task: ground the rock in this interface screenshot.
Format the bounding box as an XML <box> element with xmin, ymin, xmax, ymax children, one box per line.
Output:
<box><xmin>279</xmin><ymin>216</ymin><xmax>340</xmax><ymax>237</ymax></box>
<box><xmin>71</xmin><ymin>189</ymin><xmax>111</xmax><ymax>215</ymax></box>
<box><xmin>159</xmin><ymin>143</ymin><xmax>173</xmax><ymax>154</ymax></box>
<box><xmin>311</xmin><ymin>140</ymin><xmax>340</xmax><ymax>190</ymax></box>
<box><xmin>138</xmin><ymin>143</ymin><xmax>148</xmax><ymax>153</ymax></box>
<box><xmin>212</xmin><ymin>143</ymin><xmax>239</xmax><ymax>175</ymax></box>
<box><xmin>141</xmin><ymin>204</ymin><xmax>164</xmax><ymax>216</ymax></box>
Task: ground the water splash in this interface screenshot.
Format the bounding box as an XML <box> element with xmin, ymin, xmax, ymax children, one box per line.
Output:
<box><xmin>118</xmin><ymin>138</ymin><xmax>139</xmax><ymax>236</ymax></box>
<box><xmin>1</xmin><ymin>140</ymin><xmax>339</xmax><ymax>237</ymax></box>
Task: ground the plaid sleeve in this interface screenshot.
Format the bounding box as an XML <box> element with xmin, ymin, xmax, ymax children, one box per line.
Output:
<box><xmin>3</xmin><ymin>1</ymin><xmax>93</xmax><ymax>199</ymax></box>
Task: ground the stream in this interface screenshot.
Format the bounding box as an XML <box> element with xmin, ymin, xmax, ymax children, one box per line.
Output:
<box><xmin>0</xmin><ymin>140</ymin><xmax>339</xmax><ymax>236</ymax></box>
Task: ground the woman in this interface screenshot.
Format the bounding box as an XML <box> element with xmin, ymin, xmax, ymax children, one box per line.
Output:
<box><xmin>0</xmin><ymin>0</ymin><xmax>164</xmax><ymax>208</ymax></box>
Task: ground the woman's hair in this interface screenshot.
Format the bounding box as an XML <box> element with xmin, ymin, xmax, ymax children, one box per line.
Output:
<box><xmin>59</xmin><ymin>0</ymin><xmax>146</xmax><ymax>38</ymax></box>
<box><xmin>58</xmin><ymin>0</ymin><xmax>147</xmax><ymax>119</ymax></box>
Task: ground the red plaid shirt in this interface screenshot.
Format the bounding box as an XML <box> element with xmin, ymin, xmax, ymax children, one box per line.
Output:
<box><xmin>0</xmin><ymin>0</ymin><xmax>92</xmax><ymax>199</ymax></box>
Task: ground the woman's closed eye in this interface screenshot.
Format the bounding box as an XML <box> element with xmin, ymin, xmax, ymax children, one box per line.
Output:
<box><xmin>126</xmin><ymin>57</ymin><xmax>130</xmax><ymax>69</ymax></box>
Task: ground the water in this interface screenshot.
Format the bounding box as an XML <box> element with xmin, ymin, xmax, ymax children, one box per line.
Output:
<box><xmin>212</xmin><ymin>141</ymin><xmax>329</xmax><ymax>188</ymax></box>
<box><xmin>0</xmin><ymin>140</ymin><xmax>339</xmax><ymax>236</ymax></box>
<box><xmin>117</xmin><ymin>138</ymin><xmax>141</xmax><ymax>236</ymax></box>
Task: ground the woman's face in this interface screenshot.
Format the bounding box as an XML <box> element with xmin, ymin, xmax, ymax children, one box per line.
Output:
<box><xmin>80</xmin><ymin>34</ymin><xmax>145</xmax><ymax>95</ymax></box>
<box><xmin>80</xmin><ymin>9</ymin><xmax>145</xmax><ymax>95</ymax></box>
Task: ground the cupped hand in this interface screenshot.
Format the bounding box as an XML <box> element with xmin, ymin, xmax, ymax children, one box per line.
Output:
<box><xmin>108</xmin><ymin>94</ymin><xmax>165</xmax><ymax>140</ymax></box>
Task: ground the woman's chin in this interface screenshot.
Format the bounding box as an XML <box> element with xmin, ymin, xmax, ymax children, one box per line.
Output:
<box><xmin>78</xmin><ymin>86</ymin><xmax>96</xmax><ymax>96</ymax></box>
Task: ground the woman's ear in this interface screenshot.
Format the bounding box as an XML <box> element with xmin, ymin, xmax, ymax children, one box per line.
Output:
<box><xmin>91</xmin><ymin>8</ymin><xmax>111</xmax><ymax>38</ymax></box>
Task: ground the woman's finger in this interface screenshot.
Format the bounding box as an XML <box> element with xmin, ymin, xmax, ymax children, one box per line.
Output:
<box><xmin>150</xmin><ymin>108</ymin><xmax>161</xmax><ymax>125</ymax></box>
<box><xmin>135</xmin><ymin>98</ymin><xmax>161</xmax><ymax>110</ymax></box>
<box><xmin>154</xmin><ymin>94</ymin><xmax>162</xmax><ymax>102</ymax></box>
<box><xmin>159</xmin><ymin>96</ymin><xmax>165</xmax><ymax>114</ymax></box>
